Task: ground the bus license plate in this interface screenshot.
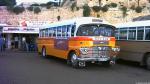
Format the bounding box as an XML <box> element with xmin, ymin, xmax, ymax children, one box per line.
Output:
<box><xmin>98</xmin><ymin>58</ymin><xmax>108</xmax><ymax>61</ymax></box>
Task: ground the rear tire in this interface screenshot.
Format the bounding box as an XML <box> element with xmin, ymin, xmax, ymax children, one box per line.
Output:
<box><xmin>41</xmin><ymin>47</ymin><xmax>47</xmax><ymax>58</ymax></box>
<box><xmin>146</xmin><ymin>54</ymin><xmax>150</xmax><ymax>70</ymax></box>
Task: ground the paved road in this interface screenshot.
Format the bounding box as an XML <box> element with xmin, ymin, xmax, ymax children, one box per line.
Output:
<box><xmin>0</xmin><ymin>51</ymin><xmax>150</xmax><ymax>84</ymax></box>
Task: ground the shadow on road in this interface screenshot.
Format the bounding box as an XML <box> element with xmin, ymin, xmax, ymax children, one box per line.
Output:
<box><xmin>116</xmin><ymin>59</ymin><xmax>144</xmax><ymax>68</ymax></box>
<box><xmin>42</xmin><ymin>55</ymin><xmax>118</xmax><ymax>70</ymax></box>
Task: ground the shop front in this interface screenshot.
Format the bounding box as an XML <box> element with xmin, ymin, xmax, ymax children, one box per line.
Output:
<box><xmin>2</xmin><ymin>26</ymin><xmax>39</xmax><ymax>50</ymax></box>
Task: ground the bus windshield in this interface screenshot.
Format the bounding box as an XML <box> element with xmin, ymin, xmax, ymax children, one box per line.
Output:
<box><xmin>76</xmin><ymin>24</ymin><xmax>115</xmax><ymax>36</ymax></box>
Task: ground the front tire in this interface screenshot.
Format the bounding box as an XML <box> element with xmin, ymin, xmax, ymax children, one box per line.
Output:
<box><xmin>101</xmin><ymin>60</ymin><xmax>112</xmax><ymax>67</ymax></box>
<box><xmin>70</xmin><ymin>52</ymin><xmax>79</xmax><ymax>68</ymax></box>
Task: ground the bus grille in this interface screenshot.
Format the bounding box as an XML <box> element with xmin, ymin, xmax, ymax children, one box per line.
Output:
<box><xmin>82</xmin><ymin>46</ymin><xmax>111</xmax><ymax>57</ymax></box>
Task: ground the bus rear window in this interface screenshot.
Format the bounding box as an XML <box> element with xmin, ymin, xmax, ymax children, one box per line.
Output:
<box><xmin>76</xmin><ymin>24</ymin><xmax>115</xmax><ymax>37</ymax></box>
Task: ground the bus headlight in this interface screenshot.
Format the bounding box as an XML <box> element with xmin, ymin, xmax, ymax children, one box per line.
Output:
<box><xmin>98</xmin><ymin>47</ymin><xmax>102</xmax><ymax>50</ymax></box>
<box><xmin>98</xmin><ymin>46</ymin><xmax>110</xmax><ymax>51</ymax></box>
<box><xmin>112</xmin><ymin>47</ymin><xmax>120</xmax><ymax>52</ymax></box>
<box><xmin>80</xmin><ymin>48</ymin><xmax>89</xmax><ymax>55</ymax></box>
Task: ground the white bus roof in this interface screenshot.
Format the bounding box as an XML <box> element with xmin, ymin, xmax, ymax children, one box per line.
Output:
<box><xmin>115</xmin><ymin>20</ymin><xmax>150</xmax><ymax>28</ymax></box>
<box><xmin>41</xmin><ymin>17</ymin><xmax>110</xmax><ymax>29</ymax></box>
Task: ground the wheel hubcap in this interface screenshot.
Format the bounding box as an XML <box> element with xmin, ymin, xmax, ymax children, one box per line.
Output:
<box><xmin>71</xmin><ymin>54</ymin><xmax>77</xmax><ymax>64</ymax></box>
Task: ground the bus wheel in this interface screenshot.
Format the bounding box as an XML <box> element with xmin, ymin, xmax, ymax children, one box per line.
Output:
<box><xmin>102</xmin><ymin>61</ymin><xmax>112</xmax><ymax>67</ymax></box>
<box><xmin>42</xmin><ymin>47</ymin><xmax>47</xmax><ymax>58</ymax></box>
<box><xmin>146</xmin><ymin>54</ymin><xmax>150</xmax><ymax>70</ymax></box>
<box><xmin>70</xmin><ymin>52</ymin><xmax>79</xmax><ymax>68</ymax></box>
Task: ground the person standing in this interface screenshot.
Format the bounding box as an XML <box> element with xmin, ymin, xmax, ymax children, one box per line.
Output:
<box><xmin>0</xmin><ymin>36</ymin><xmax>4</xmax><ymax>51</ymax></box>
<box><xmin>0</xmin><ymin>37</ymin><xmax>2</xmax><ymax>51</ymax></box>
<box><xmin>2</xmin><ymin>37</ymin><xmax>5</xmax><ymax>51</ymax></box>
<box><xmin>14</xmin><ymin>36</ymin><xmax>18</xmax><ymax>49</ymax></box>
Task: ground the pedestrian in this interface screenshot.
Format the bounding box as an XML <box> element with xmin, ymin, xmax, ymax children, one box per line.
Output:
<box><xmin>14</xmin><ymin>36</ymin><xmax>18</xmax><ymax>48</ymax></box>
<box><xmin>0</xmin><ymin>36</ymin><xmax>3</xmax><ymax>52</ymax></box>
<box><xmin>11</xmin><ymin>40</ymin><xmax>14</xmax><ymax>49</ymax></box>
<box><xmin>2</xmin><ymin>37</ymin><xmax>5</xmax><ymax>51</ymax></box>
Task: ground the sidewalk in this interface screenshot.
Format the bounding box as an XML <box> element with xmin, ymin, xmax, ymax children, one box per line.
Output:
<box><xmin>0</xmin><ymin>49</ymin><xmax>37</xmax><ymax>55</ymax></box>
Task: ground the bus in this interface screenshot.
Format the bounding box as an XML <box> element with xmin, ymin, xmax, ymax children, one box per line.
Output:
<box><xmin>37</xmin><ymin>17</ymin><xmax>120</xmax><ymax>68</ymax></box>
<box><xmin>115</xmin><ymin>20</ymin><xmax>150</xmax><ymax>69</ymax></box>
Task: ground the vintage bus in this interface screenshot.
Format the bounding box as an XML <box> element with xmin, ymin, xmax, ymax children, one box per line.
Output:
<box><xmin>37</xmin><ymin>17</ymin><xmax>120</xmax><ymax>68</ymax></box>
<box><xmin>115</xmin><ymin>20</ymin><xmax>150</xmax><ymax>69</ymax></box>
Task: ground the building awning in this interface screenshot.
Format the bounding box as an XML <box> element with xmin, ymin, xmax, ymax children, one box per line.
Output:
<box><xmin>2</xmin><ymin>26</ymin><xmax>39</xmax><ymax>34</ymax></box>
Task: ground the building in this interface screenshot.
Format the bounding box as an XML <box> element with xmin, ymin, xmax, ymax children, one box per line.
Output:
<box><xmin>0</xmin><ymin>20</ymin><xmax>52</xmax><ymax>50</ymax></box>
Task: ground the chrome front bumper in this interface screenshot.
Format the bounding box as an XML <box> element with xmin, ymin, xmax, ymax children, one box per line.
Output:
<box><xmin>78</xmin><ymin>46</ymin><xmax>119</xmax><ymax>62</ymax></box>
<box><xmin>77</xmin><ymin>56</ymin><xmax>112</xmax><ymax>62</ymax></box>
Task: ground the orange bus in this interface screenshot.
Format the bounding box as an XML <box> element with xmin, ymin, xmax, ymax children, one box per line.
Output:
<box><xmin>37</xmin><ymin>17</ymin><xmax>120</xmax><ymax>68</ymax></box>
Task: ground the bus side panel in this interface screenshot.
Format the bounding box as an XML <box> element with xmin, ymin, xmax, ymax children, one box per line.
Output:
<box><xmin>68</xmin><ymin>40</ymin><xmax>93</xmax><ymax>56</ymax></box>
<box><xmin>50</xmin><ymin>38</ymin><xmax>93</xmax><ymax>59</ymax></box>
<box><xmin>37</xmin><ymin>39</ymin><xmax>43</xmax><ymax>54</ymax></box>
<box><xmin>50</xmin><ymin>49</ymin><xmax>69</xmax><ymax>59</ymax></box>
<box><xmin>37</xmin><ymin>38</ymin><xmax>54</xmax><ymax>56</ymax></box>
<box><xmin>52</xmin><ymin>38</ymin><xmax>69</xmax><ymax>59</ymax></box>
<box><xmin>37</xmin><ymin>38</ymin><xmax>70</xmax><ymax>59</ymax></box>
<box><xmin>117</xmin><ymin>41</ymin><xmax>150</xmax><ymax>62</ymax></box>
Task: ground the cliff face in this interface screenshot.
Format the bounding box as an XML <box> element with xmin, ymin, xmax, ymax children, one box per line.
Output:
<box><xmin>76</xmin><ymin>0</ymin><xmax>148</xmax><ymax>7</ymax></box>
<box><xmin>0</xmin><ymin>0</ymin><xmax>150</xmax><ymax>26</ymax></box>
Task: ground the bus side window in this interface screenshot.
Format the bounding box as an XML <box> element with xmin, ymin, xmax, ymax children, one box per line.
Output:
<box><xmin>42</xmin><ymin>29</ymin><xmax>45</xmax><ymax>37</ymax></box>
<box><xmin>145</xmin><ymin>26</ymin><xmax>150</xmax><ymax>40</ymax></box>
<box><xmin>53</xmin><ymin>27</ymin><xmax>57</xmax><ymax>37</ymax></box>
<box><xmin>62</xmin><ymin>26</ymin><xmax>66</xmax><ymax>37</ymax></box>
<box><xmin>57</xmin><ymin>26</ymin><xmax>62</xmax><ymax>37</ymax></box>
<box><xmin>49</xmin><ymin>28</ymin><xmax>53</xmax><ymax>37</ymax></box>
<box><xmin>137</xmin><ymin>27</ymin><xmax>144</xmax><ymax>40</ymax></box>
<box><xmin>128</xmin><ymin>27</ymin><xmax>136</xmax><ymax>40</ymax></box>
<box><xmin>71</xmin><ymin>25</ymin><xmax>75</xmax><ymax>36</ymax></box>
<box><xmin>67</xmin><ymin>25</ymin><xmax>71</xmax><ymax>37</ymax></box>
<box><xmin>115</xmin><ymin>29</ymin><xmax>119</xmax><ymax>40</ymax></box>
<box><xmin>39</xmin><ymin>30</ymin><xmax>42</xmax><ymax>37</ymax></box>
<box><xmin>119</xmin><ymin>28</ymin><xmax>127</xmax><ymax>40</ymax></box>
<box><xmin>45</xmin><ymin>28</ymin><xmax>48</xmax><ymax>37</ymax></box>
<box><xmin>48</xmin><ymin>28</ymin><xmax>50</xmax><ymax>37</ymax></box>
